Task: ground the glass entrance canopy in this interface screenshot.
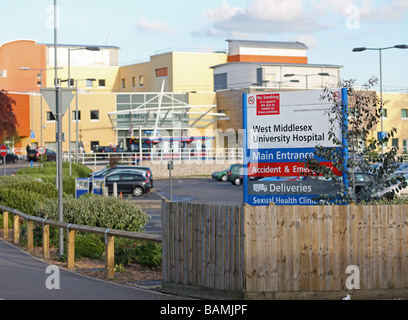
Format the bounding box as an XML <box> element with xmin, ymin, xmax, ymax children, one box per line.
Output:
<box><xmin>108</xmin><ymin>92</ymin><xmax>226</xmax><ymax>133</ymax></box>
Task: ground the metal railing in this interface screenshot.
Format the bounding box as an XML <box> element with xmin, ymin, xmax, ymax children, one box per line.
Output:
<box><xmin>64</xmin><ymin>148</ymin><xmax>243</xmax><ymax>166</ymax></box>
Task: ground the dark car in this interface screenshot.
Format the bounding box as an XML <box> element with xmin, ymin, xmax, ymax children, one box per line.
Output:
<box><xmin>90</xmin><ymin>165</ymin><xmax>154</xmax><ymax>188</ymax></box>
<box><xmin>104</xmin><ymin>171</ymin><xmax>151</xmax><ymax>197</ymax></box>
<box><xmin>27</xmin><ymin>148</ymin><xmax>56</xmax><ymax>162</ymax></box>
<box><xmin>0</xmin><ymin>147</ymin><xmax>18</xmax><ymax>164</ymax></box>
<box><xmin>227</xmin><ymin>164</ymin><xmax>244</xmax><ymax>186</ymax></box>
<box><xmin>107</xmin><ymin>165</ymin><xmax>153</xmax><ymax>187</ymax></box>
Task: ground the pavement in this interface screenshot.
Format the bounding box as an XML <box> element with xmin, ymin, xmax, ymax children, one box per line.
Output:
<box><xmin>0</xmin><ymin>239</ymin><xmax>186</xmax><ymax>300</ymax></box>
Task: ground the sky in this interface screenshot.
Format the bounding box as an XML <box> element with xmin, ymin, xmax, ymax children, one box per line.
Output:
<box><xmin>1</xmin><ymin>0</ymin><xmax>408</xmax><ymax>89</ymax></box>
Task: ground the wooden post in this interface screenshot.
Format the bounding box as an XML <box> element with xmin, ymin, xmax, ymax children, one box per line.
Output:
<box><xmin>105</xmin><ymin>233</ymin><xmax>115</xmax><ymax>279</ymax></box>
<box><xmin>43</xmin><ymin>224</ymin><xmax>50</xmax><ymax>259</ymax></box>
<box><xmin>3</xmin><ymin>211</ymin><xmax>8</xmax><ymax>239</ymax></box>
<box><xmin>27</xmin><ymin>220</ymin><xmax>34</xmax><ymax>251</ymax></box>
<box><xmin>67</xmin><ymin>228</ymin><xmax>75</xmax><ymax>269</ymax></box>
<box><xmin>13</xmin><ymin>214</ymin><xmax>19</xmax><ymax>244</ymax></box>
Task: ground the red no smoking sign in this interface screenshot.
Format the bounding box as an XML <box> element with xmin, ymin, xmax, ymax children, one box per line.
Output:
<box><xmin>256</xmin><ymin>94</ymin><xmax>280</xmax><ymax>116</ymax></box>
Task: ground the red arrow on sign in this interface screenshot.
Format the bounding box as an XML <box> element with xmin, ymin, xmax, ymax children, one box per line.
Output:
<box><xmin>0</xmin><ymin>145</ymin><xmax>7</xmax><ymax>157</ymax></box>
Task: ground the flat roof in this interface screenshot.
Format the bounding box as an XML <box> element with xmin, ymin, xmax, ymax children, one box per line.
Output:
<box><xmin>226</xmin><ymin>39</ymin><xmax>308</xmax><ymax>50</ymax></box>
<box><xmin>40</xmin><ymin>43</ymin><xmax>120</xmax><ymax>50</ymax></box>
<box><xmin>211</xmin><ymin>61</ymin><xmax>343</xmax><ymax>69</ymax></box>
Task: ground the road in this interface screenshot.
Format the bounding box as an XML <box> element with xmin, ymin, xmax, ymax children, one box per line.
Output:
<box><xmin>0</xmin><ymin>239</ymin><xmax>189</xmax><ymax>300</ymax></box>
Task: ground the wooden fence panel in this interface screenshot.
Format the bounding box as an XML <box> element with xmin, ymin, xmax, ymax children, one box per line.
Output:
<box><xmin>161</xmin><ymin>202</ymin><xmax>408</xmax><ymax>298</ymax></box>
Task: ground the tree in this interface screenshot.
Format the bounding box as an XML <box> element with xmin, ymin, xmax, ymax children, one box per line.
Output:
<box><xmin>0</xmin><ymin>90</ymin><xmax>18</xmax><ymax>142</ymax></box>
<box><xmin>301</xmin><ymin>77</ymin><xmax>405</xmax><ymax>204</ymax></box>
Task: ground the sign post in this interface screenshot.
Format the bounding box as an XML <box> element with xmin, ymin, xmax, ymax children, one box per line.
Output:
<box><xmin>243</xmin><ymin>89</ymin><xmax>348</xmax><ymax>206</ymax></box>
<box><xmin>0</xmin><ymin>145</ymin><xmax>7</xmax><ymax>176</ymax></box>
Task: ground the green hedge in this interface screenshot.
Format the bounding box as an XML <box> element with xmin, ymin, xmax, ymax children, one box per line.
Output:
<box><xmin>34</xmin><ymin>194</ymin><xmax>150</xmax><ymax>232</ymax></box>
<box><xmin>16</xmin><ymin>162</ymin><xmax>92</xmax><ymax>197</ymax></box>
<box><xmin>114</xmin><ymin>238</ymin><xmax>162</xmax><ymax>269</ymax></box>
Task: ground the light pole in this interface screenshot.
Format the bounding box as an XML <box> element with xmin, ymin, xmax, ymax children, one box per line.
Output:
<box><xmin>66</xmin><ymin>46</ymin><xmax>100</xmax><ymax>174</ymax></box>
<box><xmin>284</xmin><ymin>72</ymin><xmax>330</xmax><ymax>90</ymax></box>
<box><xmin>74</xmin><ymin>78</ymin><xmax>96</xmax><ymax>164</ymax></box>
<box><xmin>352</xmin><ymin>44</ymin><xmax>408</xmax><ymax>157</ymax></box>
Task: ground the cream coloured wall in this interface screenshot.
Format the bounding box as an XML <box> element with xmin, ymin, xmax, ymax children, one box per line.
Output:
<box><xmin>172</xmin><ymin>52</ymin><xmax>227</xmax><ymax>92</ymax></box>
<box><xmin>377</xmin><ymin>93</ymin><xmax>408</xmax><ymax>152</ymax></box>
<box><xmin>44</xmin><ymin>66</ymin><xmax>119</xmax><ymax>92</ymax></box>
<box><xmin>117</xmin><ymin>62</ymin><xmax>151</xmax><ymax>92</ymax></box>
<box><xmin>30</xmin><ymin>92</ymin><xmax>116</xmax><ymax>153</ymax></box>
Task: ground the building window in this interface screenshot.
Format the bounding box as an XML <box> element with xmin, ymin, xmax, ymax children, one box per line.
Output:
<box><xmin>72</xmin><ymin>110</ymin><xmax>81</xmax><ymax>121</ymax></box>
<box><xmin>90</xmin><ymin>110</ymin><xmax>99</xmax><ymax>121</ymax></box>
<box><xmin>402</xmin><ymin>109</ymin><xmax>408</xmax><ymax>119</ymax></box>
<box><xmin>403</xmin><ymin>140</ymin><xmax>408</xmax><ymax>153</ymax></box>
<box><xmin>155</xmin><ymin>67</ymin><xmax>168</xmax><ymax>78</ymax></box>
<box><xmin>86</xmin><ymin>79</ymin><xmax>94</xmax><ymax>88</ymax></box>
<box><xmin>132</xmin><ymin>77</ymin><xmax>136</xmax><ymax>88</ymax></box>
<box><xmin>99</xmin><ymin>79</ymin><xmax>106</xmax><ymax>87</ymax></box>
<box><xmin>139</xmin><ymin>75</ymin><xmax>144</xmax><ymax>87</ymax></box>
<box><xmin>381</xmin><ymin>109</ymin><xmax>387</xmax><ymax>118</ymax></box>
<box><xmin>46</xmin><ymin>112</ymin><xmax>56</xmax><ymax>121</ymax></box>
<box><xmin>121</xmin><ymin>79</ymin><xmax>126</xmax><ymax>89</ymax></box>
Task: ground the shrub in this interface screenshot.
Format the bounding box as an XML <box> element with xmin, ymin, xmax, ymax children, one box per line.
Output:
<box><xmin>34</xmin><ymin>194</ymin><xmax>150</xmax><ymax>232</ymax></box>
<box><xmin>114</xmin><ymin>238</ymin><xmax>162</xmax><ymax>269</ymax></box>
<box><xmin>74</xmin><ymin>234</ymin><xmax>105</xmax><ymax>259</ymax></box>
<box><xmin>0</xmin><ymin>177</ymin><xmax>58</xmax><ymax>215</ymax></box>
<box><xmin>135</xmin><ymin>242</ymin><xmax>162</xmax><ymax>270</ymax></box>
<box><xmin>16</xmin><ymin>162</ymin><xmax>92</xmax><ymax>197</ymax></box>
<box><xmin>114</xmin><ymin>238</ymin><xmax>138</xmax><ymax>266</ymax></box>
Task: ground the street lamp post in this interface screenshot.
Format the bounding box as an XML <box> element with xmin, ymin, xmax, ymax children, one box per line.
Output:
<box><xmin>284</xmin><ymin>72</ymin><xmax>330</xmax><ymax>90</ymax></box>
<box><xmin>352</xmin><ymin>44</ymin><xmax>408</xmax><ymax>157</ymax></box>
<box><xmin>66</xmin><ymin>46</ymin><xmax>100</xmax><ymax>174</ymax></box>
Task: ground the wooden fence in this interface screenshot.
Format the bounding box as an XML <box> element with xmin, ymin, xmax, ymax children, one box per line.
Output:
<box><xmin>0</xmin><ymin>205</ymin><xmax>161</xmax><ymax>279</ymax></box>
<box><xmin>161</xmin><ymin>201</ymin><xmax>408</xmax><ymax>299</ymax></box>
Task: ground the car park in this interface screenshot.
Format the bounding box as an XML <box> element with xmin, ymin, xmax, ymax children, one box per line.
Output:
<box><xmin>104</xmin><ymin>171</ymin><xmax>152</xmax><ymax>197</ymax></box>
<box><xmin>26</xmin><ymin>148</ymin><xmax>56</xmax><ymax>161</ymax></box>
<box><xmin>212</xmin><ymin>168</ymin><xmax>228</xmax><ymax>181</ymax></box>
<box><xmin>0</xmin><ymin>147</ymin><xmax>18</xmax><ymax>164</ymax></box>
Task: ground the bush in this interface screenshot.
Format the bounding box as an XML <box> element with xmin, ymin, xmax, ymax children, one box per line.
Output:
<box><xmin>114</xmin><ymin>238</ymin><xmax>138</xmax><ymax>266</ymax></box>
<box><xmin>74</xmin><ymin>234</ymin><xmax>105</xmax><ymax>259</ymax></box>
<box><xmin>34</xmin><ymin>194</ymin><xmax>150</xmax><ymax>232</ymax></box>
<box><xmin>114</xmin><ymin>238</ymin><xmax>162</xmax><ymax>269</ymax></box>
<box><xmin>135</xmin><ymin>242</ymin><xmax>162</xmax><ymax>270</ymax></box>
<box><xmin>0</xmin><ymin>176</ymin><xmax>58</xmax><ymax>215</ymax></box>
<box><xmin>16</xmin><ymin>162</ymin><xmax>92</xmax><ymax>197</ymax></box>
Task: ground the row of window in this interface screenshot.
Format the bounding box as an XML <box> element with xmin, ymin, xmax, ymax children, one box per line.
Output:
<box><xmin>120</xmin><ymin>67</ymin><xmax>168</xmax><ymax>89</ymax></box>
<box><xmin>51</xmin><ymin>78</ymin><xmax>106</xmax><ymax>87</ymax></box>
<box><xmin>121</xmin><ymin>76</ymin><xmax>144</xmax><ymax>89</ymax></box>
<box><xmin>46</xmin><ymin>110</ymin><xmax>99</xmax><ymax>121</ymax></box>
<box><xmin>352</xmin><ymin>108</ymin><xmax>408</xmax><ymax>119</ymax></box>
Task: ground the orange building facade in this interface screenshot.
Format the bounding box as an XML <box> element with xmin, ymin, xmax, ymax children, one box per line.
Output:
<box><xmin>0</xmin><ymin>40</ymin><xmax>47</xmax><ymax>153</ymax></box>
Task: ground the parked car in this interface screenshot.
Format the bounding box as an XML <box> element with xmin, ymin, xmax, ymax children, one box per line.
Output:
<box><xmin>227</xmin><ymin>164</ymin><xmax>244</xmax><ymax>186</ymax></box>
<box><xmin>212</xmin><ymin>169</ymin><xmax>228</xmax><ymax>181</ymax></box>
<box><xmin>0</xmin><ymin>147</ymin><xmax>18</xmax><ymax>164</ymax></box>
<box><xmin>26</xmin><ymin>148</ymin><xmax>56</xmax><ymax>162</ymax></box>
<box><xmin>90</xmin><ymin>165</ymin><xmax>154</xmax><ymax>188</ymax></box>
<box><xmin>104</xmin><ymin>171</ymin><xmax>152</xmax><ymax>197</ymax></box>
<box><xmin>375</xmin><ymin>171</ymin><xmax>408</xmax><ymax>200</ymax></box>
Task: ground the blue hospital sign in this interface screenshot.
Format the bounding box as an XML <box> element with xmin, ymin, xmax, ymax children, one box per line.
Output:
<box><xmin>243</xmin><ymin>89</ymin><xmax>348</xmax><ymax>206</ymax></box>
